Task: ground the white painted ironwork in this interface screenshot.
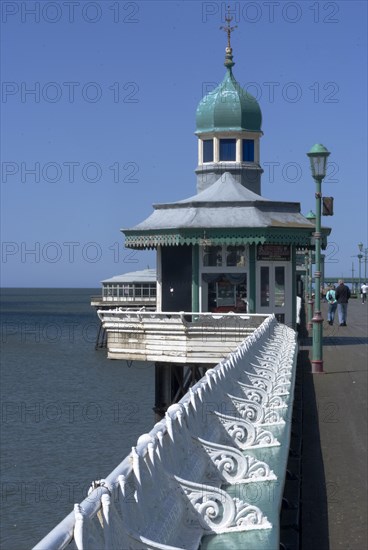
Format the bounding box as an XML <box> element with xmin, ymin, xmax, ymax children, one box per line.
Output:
<box><xmin>34</xmin><ymin>314</ymin><xmax>298</xmax><ymax>550</ymax></box>
<box><xmin>97</xmin><ymin>310</ymin><xmax>269</xmax><ymax>363</ymax></box>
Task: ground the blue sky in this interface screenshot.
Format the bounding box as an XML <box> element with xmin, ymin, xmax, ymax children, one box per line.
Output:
<box><xmin>1</xmin><ymin>0</ymin><xmax>367</xmax><ymax>287</ymax></box>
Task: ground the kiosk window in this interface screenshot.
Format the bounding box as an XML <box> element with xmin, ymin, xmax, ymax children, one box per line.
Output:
<box><xmin>203</xmin><ymin>246</ymin><xmax>222</xmax><ymax>267</ymax></box>
<box><xmin>226</xmin><ymin>245</ymin><xmax>245</xmax><ymax>267</ymax></box>
<box><xmin>275</xmin><ymin>266</ymin><xmax>285</xmax><ymax>307</ymax></box>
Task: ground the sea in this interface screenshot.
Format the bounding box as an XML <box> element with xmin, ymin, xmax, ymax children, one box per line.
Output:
<box><xmin>0</xmin><ymin>288</ymin><xmax>155</xmax><ymax>549</ymax></box>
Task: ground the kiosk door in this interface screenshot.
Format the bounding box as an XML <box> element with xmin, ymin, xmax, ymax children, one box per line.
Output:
<box><xmin>257</xmin><ymin>263</ymin><xmax>290</xmax><ymax>324</ymax></box>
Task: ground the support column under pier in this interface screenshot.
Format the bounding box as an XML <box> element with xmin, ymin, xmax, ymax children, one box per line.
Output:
<box><xmin>153</xmin><ymin>362</ymin><xmax>214</xmax><ymax>420</ymax></box>
<box><xmin>154</xmin><ymin>362</ymin><xmax>184</xmax><ymax>421</ymax></box>
<box><xmin>95</xmin><ymin>321</ymin><xmax>107</xmax><ymax>350</ymax></box>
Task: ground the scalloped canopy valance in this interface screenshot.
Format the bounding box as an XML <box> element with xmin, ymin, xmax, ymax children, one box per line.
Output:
<box><xmin>124</xmin><ymin>228</ymin><xmax>319</xmax><ymax>249</ymax></box>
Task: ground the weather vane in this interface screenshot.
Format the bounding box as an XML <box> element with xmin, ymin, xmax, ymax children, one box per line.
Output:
<box><xmin>220</xmin><ymin>6</ymin><xmax>237</xmax><ymax>50</ymax></box>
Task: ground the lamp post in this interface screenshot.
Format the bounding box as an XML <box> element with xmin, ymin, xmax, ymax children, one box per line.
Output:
<box><xmin>308</xmin><ymin>250</ymin><xmax>314</xmax><ymax>330</ymax></box>
<box><xmin>305</xmin><ymin>210</ymin><xmax>316</xmax><ymax>329</ymax></box>
<box><xmin>304</xmin><ymin>250</ymin><xmax>309</xmax><ymax>304</ymax></box>
<box><xmin>307</xmin><ymin>144</ymin><xmax>331</xmax><ymax>374</ymax></box>
<box><xmin>304</xmin><ymin>249</ymin><xmax>313</xmax><ymax>328</ymax></box>
<box><xmin>363</xmin><ymin>248</ymin><xmax>368</xmax><ymax>284</ymax></box>
<box><xmin>358</xmin><ymin>242</ymin><xmax>363</xmax><ymax>291</ymax></box>
<box><xmin>351</xmin><ymin>262</ymin><xmax>355</xmax><ymax>294</ymax></box>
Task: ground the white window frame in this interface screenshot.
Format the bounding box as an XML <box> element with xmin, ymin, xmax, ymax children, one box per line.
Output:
<box><xmin>256</xmin><ymin>261</ymin><xmax>291</xmax><ymax>324</ymax></box>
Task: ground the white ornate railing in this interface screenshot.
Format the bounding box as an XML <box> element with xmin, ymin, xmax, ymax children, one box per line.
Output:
<box><xmin>34</xmin><ymin>314</ymin><xmax>298</xmax><ymax>550</ymax></box>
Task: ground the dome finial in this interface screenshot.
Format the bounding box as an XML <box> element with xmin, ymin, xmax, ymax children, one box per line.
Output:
<box><xmin>220</xmin><ymin>6</ymin><xmax>237</xmax><ymax>69</ymax></box>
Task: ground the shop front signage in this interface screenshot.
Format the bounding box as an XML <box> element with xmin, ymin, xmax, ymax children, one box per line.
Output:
<box><xmin>257</xmin><ymin>245</ymin><xmax>291</xmax><ymax>261</ymax></box>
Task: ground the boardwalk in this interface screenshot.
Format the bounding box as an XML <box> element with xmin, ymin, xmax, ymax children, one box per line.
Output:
<box><xmin>300</xmin><ymin>298</ymin><xmax>368</xmax><ymax>549</ymax></box>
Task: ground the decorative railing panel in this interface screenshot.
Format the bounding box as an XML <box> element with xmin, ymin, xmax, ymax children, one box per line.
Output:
<box><xmin>34</xmin><ymin>314</ymin><xmax>298</xmax><ymax>550</ymax></box>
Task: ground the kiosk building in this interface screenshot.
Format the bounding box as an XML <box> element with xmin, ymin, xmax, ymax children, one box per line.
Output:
<box><xmin>123</xmin><ymin>37</ymin><xmax>320</xmax><ymax>327</ymax></box>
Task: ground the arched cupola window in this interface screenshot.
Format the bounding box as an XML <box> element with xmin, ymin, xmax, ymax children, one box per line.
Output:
<box><xmin>242</xmin><ymin>139</ymin><xmax>254</xmax><ymax>162</ymax></box>
<box><xmin>203</xmin><ymin>139</ymin><xmax>214</xmax><ymax>163</ymax></box>
<box><xmin>219</xmin><ymin>138</ymin><xmax>236</xmax><ymax>161</ymax></box>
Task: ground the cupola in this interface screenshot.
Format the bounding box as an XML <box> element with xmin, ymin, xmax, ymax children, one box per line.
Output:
<box><xmin>195</xmin><ymin>16</ymin><xmax>263</xmax><ymax>195</ymax></box>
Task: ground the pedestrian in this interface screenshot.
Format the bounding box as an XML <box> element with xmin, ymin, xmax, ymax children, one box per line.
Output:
<box><xmin>325</xmin><ymin>285</ymin><xmax>337</xmax><ymax>325</ymax></box>
<box><xmin>335</xmin><ymin>279</ymin><xmax>351</xmax><ymax>326</ymax></box>
<box><xmin>360</xmin><ymin>282</ymin><xmax>368</xmax><ymax>304</ymax></box>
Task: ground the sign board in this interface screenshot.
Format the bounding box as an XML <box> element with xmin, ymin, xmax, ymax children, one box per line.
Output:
<box><xmin>323</xmin><ymin>197</ymin><xmax>334</xmax><ymax>216</ymax></box>
<box><xmin>257</xmin><ymin>245</ymin><xmax>291</xmax><ymax>261</ymax></box>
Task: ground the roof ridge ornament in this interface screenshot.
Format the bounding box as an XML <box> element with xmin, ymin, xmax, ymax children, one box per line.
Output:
<box><xmin>220</xmin><ymin>6</ymin><xmax>237</xmax><ymax>69</ymax></box>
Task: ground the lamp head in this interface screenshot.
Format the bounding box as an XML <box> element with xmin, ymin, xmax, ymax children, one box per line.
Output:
<box><xmin>307</xmin><ymin>143</ymin><xmax>331</xmax><ymax>179</ymax></box>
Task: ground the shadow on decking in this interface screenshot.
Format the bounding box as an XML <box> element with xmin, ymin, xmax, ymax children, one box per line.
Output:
<box><xmin>300</xmin><ymin>335</ymin><xmax>368</xmax><ymax>347</ymax></box>
<box><xmin>298</xmin><ymin>308</ymin><xmax>330</xmax><ymax>550</ymax></box>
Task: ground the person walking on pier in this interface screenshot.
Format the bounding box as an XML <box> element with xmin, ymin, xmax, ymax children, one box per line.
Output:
<box><xmin>360</xmin><ymin>282</ymin><xmax>367</xmax><ymax>304</ymax></box>
<box><xmin>335</xmin><ymin>279</ymin><xmax>351</xmax><ymax>326</ymax></box>
<box><xmin>326</xmin><ymin>285</ymin><xmax>337</xmax><ymax>325</ymax></box>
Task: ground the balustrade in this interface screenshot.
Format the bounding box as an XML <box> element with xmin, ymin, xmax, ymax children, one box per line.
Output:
<box><xmin>34</xmin><ymin>314</ymin><xmax>298</xmax><ymax>550</ymax></box>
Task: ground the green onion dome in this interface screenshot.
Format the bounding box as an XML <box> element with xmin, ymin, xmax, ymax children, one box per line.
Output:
<box><xmin>196</xmin><ymin>47</ymin><xmax>262</xmax><ymax>135</ymax></box>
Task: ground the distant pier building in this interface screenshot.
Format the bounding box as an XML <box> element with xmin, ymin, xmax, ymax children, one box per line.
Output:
<box><xmin>91</xmin><ymin>268</ymin><xmax>156</xmax><ymax>349</ymax></box>
<box><xmin>91</xmin><ymin>268</ymin><xmax>156</xmax><ymax>309</ymax></box>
